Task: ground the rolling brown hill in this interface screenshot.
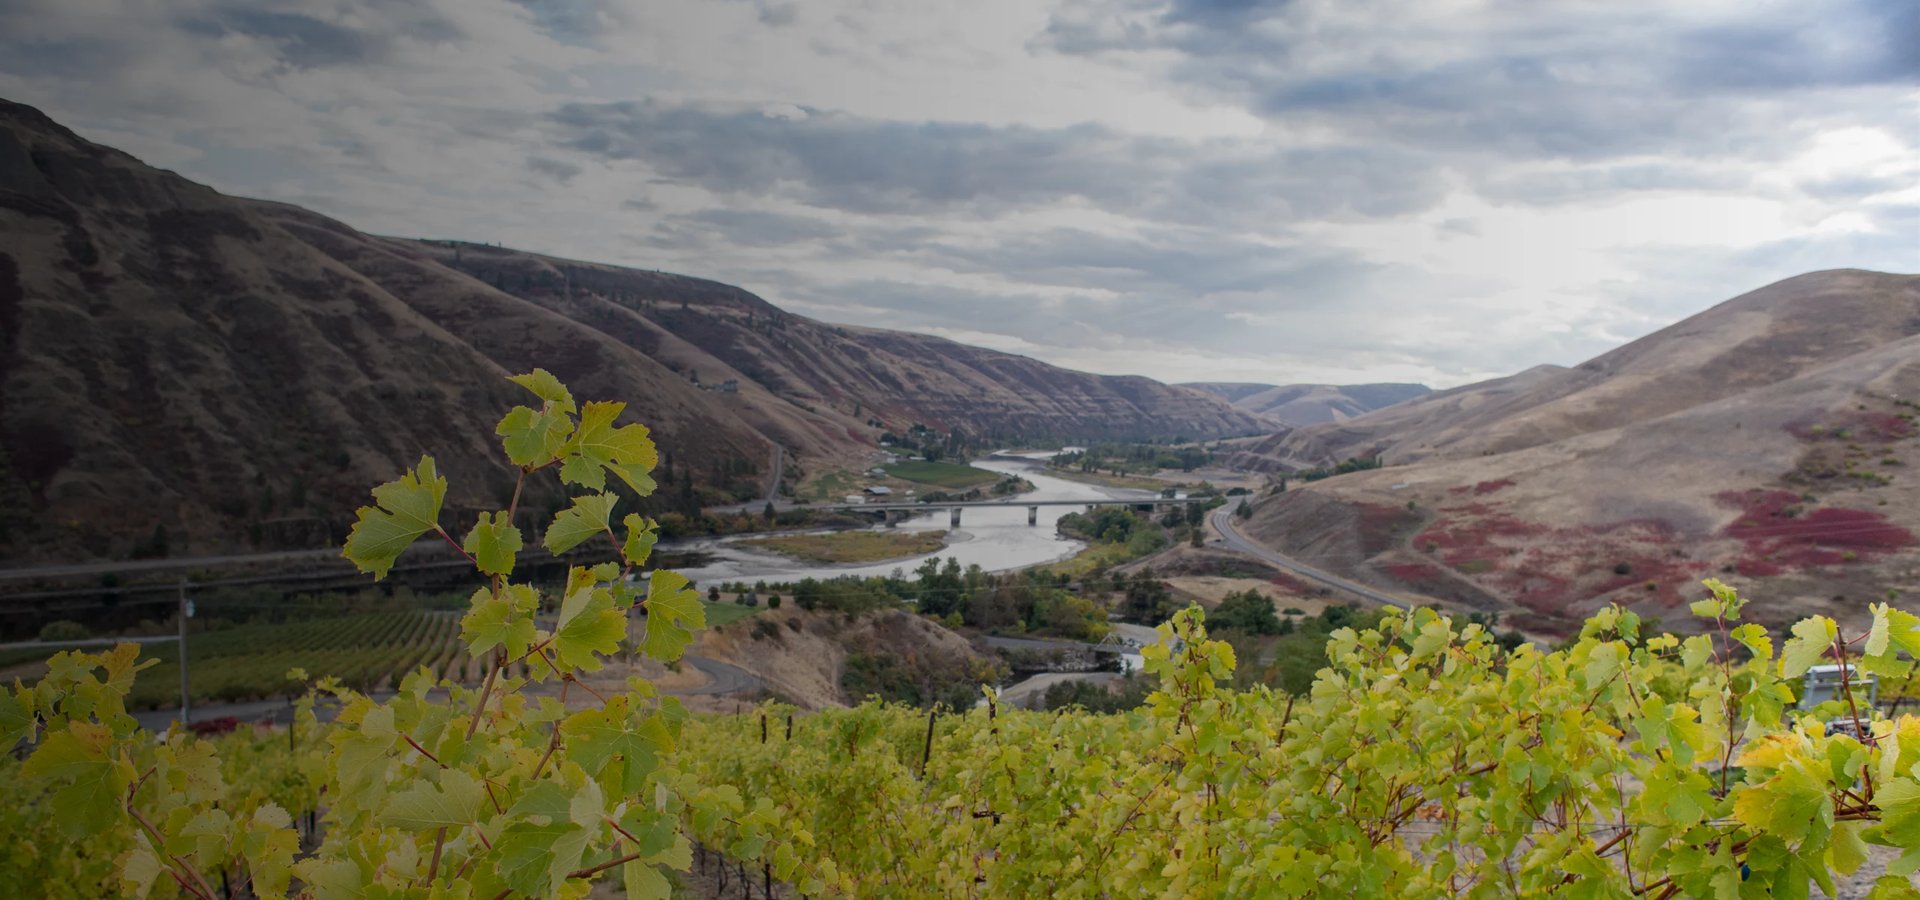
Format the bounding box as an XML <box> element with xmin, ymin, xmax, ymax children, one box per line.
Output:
<box><xmin>1182</xmin><ymin>381</ymin><xmax>1430</xmax><ymax>426</ymax></box>
<box><xmin>0</xmin><ymin>98</ymin><xmax>1264</xmax><ymax>563</ymax></box>
<box><xmin>1230</xmin><ymin>270</ymin><xmax>1920</xmax><ymax>635</ymax></box>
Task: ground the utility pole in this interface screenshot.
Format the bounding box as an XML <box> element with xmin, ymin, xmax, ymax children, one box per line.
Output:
<box><xmin>178</xmin><ymin>581</ymin><xmax>191</xmax><ymax>724</ymax></box>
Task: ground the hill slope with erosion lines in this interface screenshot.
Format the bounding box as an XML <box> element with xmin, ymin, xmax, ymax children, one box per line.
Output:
<box><xmin>1233</xmin><ymin>270</ymin><xmax>1920</xmax><ymax>635</ymax></box>
<box><xmin>0</xmin><ymin>98</ymin><xmax>1263</xmax><ymax>563</ymax></box>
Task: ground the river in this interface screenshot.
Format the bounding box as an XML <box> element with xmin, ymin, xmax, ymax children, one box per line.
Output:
<box><xmin>670</xmin><ymin>453</ymin><xmax>1161</xmax><ymax>585</ymax></box>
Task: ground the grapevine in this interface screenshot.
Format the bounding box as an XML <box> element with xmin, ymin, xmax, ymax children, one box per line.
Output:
<box><xmin>3</xmin><ymin>368</ymin><xmax>1920</xmax><ymax>898</ymax></box>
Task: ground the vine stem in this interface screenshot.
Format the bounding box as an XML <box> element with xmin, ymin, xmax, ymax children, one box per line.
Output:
<box><xmin>465</xmin><ymin>648</ymin><xmax>504</xmax><ymax>740</ymax></box>
<box><xmin>436</xmin><ymin>526</ymin><xmax>478</xmax><ymax>566</ymax></box>
<box><xmin>569</xmin><ymin>849</ymin><xmax>647</xmax><ymax>879</ymax></box>
<box><xmin>128</xmin><ymin>802</ymin><xmax>219</xmax><ymax>900</ymax></box>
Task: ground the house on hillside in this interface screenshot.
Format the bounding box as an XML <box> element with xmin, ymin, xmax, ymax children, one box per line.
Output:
<box><xmin>864</xmin><ymin>486</ymin><xmax>893</xmax><ymax>497</ymax></box>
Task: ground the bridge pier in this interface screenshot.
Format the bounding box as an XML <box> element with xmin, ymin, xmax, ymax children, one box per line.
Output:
<box><xmin>1027</xmin><ymin>506</ymin><xmax>1038</xmax><ymax>526</ymax></box>
<box><xmin>950</xmin><ymin>507</ymin><xmax>962</xmax><ymax>527</ymax></box>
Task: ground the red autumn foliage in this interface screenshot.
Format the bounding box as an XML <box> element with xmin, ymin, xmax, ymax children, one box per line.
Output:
<box><xmin>1717</xmin><ymin>489</ymin><xmax>1915</xmax><ymax>570</ymax></box>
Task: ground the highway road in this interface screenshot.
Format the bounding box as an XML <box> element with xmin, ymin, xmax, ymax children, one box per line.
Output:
<box><xmin>1209</xmin><ymin>507</ymin><xmax>1410</xmax><ymax>610</ymax></box>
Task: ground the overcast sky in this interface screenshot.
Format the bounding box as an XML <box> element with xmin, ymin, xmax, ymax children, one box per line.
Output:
<box><xmin>3</xmin><ymin>0</ymin><xmax>1915</xmax><ymax>387</ymax></box>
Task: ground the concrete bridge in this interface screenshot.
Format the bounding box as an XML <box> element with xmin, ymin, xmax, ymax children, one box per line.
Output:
<box><xmin>814</xmin><ymin>496</ymin><xmax>1215</xmax><ymax>526</ymax></box>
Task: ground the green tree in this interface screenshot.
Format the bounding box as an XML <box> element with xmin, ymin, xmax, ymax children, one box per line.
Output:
<box><xmin>1211</xmin><ymin>589</ymin><xmax>1282</xmax><ymax>635</ymax></box>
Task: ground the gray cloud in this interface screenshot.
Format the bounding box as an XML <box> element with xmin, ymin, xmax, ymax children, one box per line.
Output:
<box><xmin>1049</xmin><ymin>0</ymin><xmax>1918</xmax><ymax>165</ymax></box>
<box><xmin>548</xmin><ymin>100</ymin><xmax>1445</xmax><ymax>225</ymax></box>
<box><xmin>0</xmin><ymin>0</ymin><xmax>1911</xmax><ymax>390</ymax></box>
<box><xmin>179</xmin><ymin>2</ymin><xmax>461</xmax><ymax>68</ymax></box>
<box><xmin>527</xmin><ymin>156</ymin><xmax>584</xmax><ymax>183</ymax></box>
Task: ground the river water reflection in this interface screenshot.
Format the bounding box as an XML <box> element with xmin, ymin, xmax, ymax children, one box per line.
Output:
<box><xmin>671</xmin><ymin>453</ymin><xmax>1160</xmax><ymax>585</ymax></box>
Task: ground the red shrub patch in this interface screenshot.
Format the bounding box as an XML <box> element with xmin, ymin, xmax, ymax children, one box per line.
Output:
<box><xmin>1355</xmin><ymin>502</ymin><xmax>1423</xmax><ymax>557</ymax></box>
<box><xmin>1473</xmin><ymin>479</ymin><xmax>1515</xmax><ymax>495</ymax></box>
<box><xmin>1717</xmin><ymin>489</ymin><xmax>1916</xmax><ymax>571</ymax></box>
<box><xmin>1409</xmin><ymin>509</ymin><xmax>1709</xmax><ymax>622</ymax></box>
<box><xmin>1267</xmin><ymin>572</ymin><xmax>1313</xmax><ymax>594</ymax></box>
<box><xmin>1382</xmin><ymin>561</ymin><xmax>1446</xmax><ymax>583</ymax></box>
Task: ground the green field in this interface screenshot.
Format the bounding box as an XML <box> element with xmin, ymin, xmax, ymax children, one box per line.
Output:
<box><xmin>739</xmin><ymin>529</ymin><xmax>948</xmax><ymax>564</ymax></box>
<box><xmin>701</xmin><ymin>600</ymin><xmax>765</xmax><ymax>627</ymax></box>
<box><xmin>2</xmin><ymin>610</ymin><xmax>471</xmax><ymax>709</ymax></box>
<box><xmin>884</xmin><ymin>461</ymin><xmax>1001</xmax><ymax>489</ymax></box>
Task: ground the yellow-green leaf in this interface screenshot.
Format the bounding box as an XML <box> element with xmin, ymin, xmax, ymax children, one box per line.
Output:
<box><xmin>509</xmin><ymin>368</ymin><xmax>576</xmax><ymax>414</ymax></box>
<box><xmin>545</xmin><ymin>492</ymin><xmax>618</xmax><ymax>554</ymax></box>
<box><xmin>461</xmin><ymin>584</ymin><xmax>539</xmax><ymax>661</ymax></box>
<box><xmin>343</xmin><ymin>456</ymin><xmax>446</xmax><ymax>580</ymax></box>
<box><xmin>641</xmin><ymin>571</ymin><xmax>705</xmax><ymax>662</ymax></box>
<box><xmin>1781</xmin><ymin>616</ymin><xmax>1838</xmax><ymax>678</ymax></box>
<box><xmin>463</xmin><ymin>511</ymin><xmax>522</xmax><ymax>576</ymax></box>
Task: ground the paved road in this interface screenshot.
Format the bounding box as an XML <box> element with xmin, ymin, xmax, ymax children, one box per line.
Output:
<box><xmin>764</xmin><ymin>446</ymin><xmax>784</xmax><ymax>505</ymax></box>
<box><xmin>0</xmin><ymin>548</ymin><xmax>344</xmax><ymax>583</ymax></box>
<box><xmin>984</xmin><ymin>635</ymin><xmax>1130</xmax><ymax>655</ymax></box>
<box><xmin>1209</xmin><ymin>508</ymin><xmax>1410</xmax><ymax>610</ymax></box>
<box><xmin>681</xmin><ymin>655</ymin><xmax>765</xmax><ymax>695</ymax></box>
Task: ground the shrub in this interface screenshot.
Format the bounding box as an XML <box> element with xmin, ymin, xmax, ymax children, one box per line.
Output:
<box><xmin>37</xmin><ymin>620</ymin><xmax>90</xmax><ymax>642</ymax></box>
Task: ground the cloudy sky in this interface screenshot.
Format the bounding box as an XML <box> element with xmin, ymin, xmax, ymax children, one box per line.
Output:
<box><xmin>3</xmin><ymin>0</ymin><xmax>1915</xmax><ymax>387</ymax></box>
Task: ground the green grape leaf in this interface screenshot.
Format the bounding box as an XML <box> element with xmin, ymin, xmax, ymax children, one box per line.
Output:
<box><xmin>21</xmin><ymin>721</ymin><xmax>127</xmax><ymax>837</ymax></box>
<box><xmin>608</xmin><ymin>463</ymin><xmax>658</xmax><ymax>497</ymax></box>
<box><xmin>553</xmin><ymin>585</ymin><xmax>626</xmax><ymax>673</ymax></box>
<box><xmin>1868</xmin><ymin>604</ymin><xmax>1920</xmax><ymax>663</ymax></box>
<box><xmin>240</xmin><ymin>805</ymin><xmax>299</xmax><ymax>900</ymax></box>
<box><xmin>623</xmin><ymin>514</ymin><xmax>658</xmax><ymax>568</ymax></box>
<box><xmin>1732</xmin><ymin>763</ymin><xmax>1832</xmax><ymax>845</ymax></box>
<box><xmin>560</xmin><ymin>453</ymin><xmax>608</xmax><ymax>491</ymax></box>
<box><xmin>1731</xmin><ymin>622</ymin><xmax>1774</xmax><ymax>662</ymax></box>
<box><xmin>624</xmin><ymin>859</ymin><xmax>672</xmax><ymax>900</ymax></box>
<box><xmin>461</xmin><ymin>584</ymin><xmax>540</xmax><ymax>661</ymax></box>
<box><xmin>641</xmin><ymin>571</ymin><xmax>705</xmax><ymax>662</ymax></box>
<box><xmin>343</xmin><ymin>456</ymin><xmax>446</xmax><ymax>580</ymax></box>
<box><xmin>117</xmin><ymin>841</ymin><xmax>162</xmax><ymax>899</ymax></box>
<box><xmin>510</xmin><ymin>367</ymin><xmax>576</xmax><ymax>413</ymax></box>
<box><xmin>1781</xmin><ymin>616</ymin><xmax>1839</xmax><ymax>678</ymax></box>
<box><xmin>169</xmin><ymin>807</ymin><xmax>233</xmax><ymax>870</ymax></box>
<box><xmin>492</xmin><ymin>819</ymin><xmax>592</xmax><ymax>897</ymax></box>
<box><xmin>0</xmin><ymin>682</ymin><xmax>34</xmax><ymax>746</ymax></box>
<box><xmin>545</xmin><ymin>492</ymin><xmax>618</xmax><ymax>554</ymax></box>
<box><xmin>562</xmin><ymin>401</ymin><xmax>658</xmax><ymax>494</ymax></box>
<box><xmin>380</xmin><ymin>769</ymin><xmax>487</xmax><ymax>831</ymax></box>
<box><xmin>562</xmin><ymin>695</ymin><xmax>674</xmax><ymax>794</ymax></box>
<box><xmin>497</xmin><ymin>405</ymin><xmax>574</xmax><ymax>467</ymax></box>
<box><xmin>463</xmin><ymin>511</ymin><xmax>522</xmax><ymax>576</ymax></box>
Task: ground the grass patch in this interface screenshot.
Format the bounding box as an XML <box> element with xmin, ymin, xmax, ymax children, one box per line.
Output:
<box><xmin>884</xmin><ymin>461</ymin><xmax>1001</xmax><ymax>489</ymax></box>
<box><xmin>701</xmin><ymin>600</ymin><xmax>763</xmax><ymax>627</ymax></box>
<box><xmin>1036</xmin><ymin>540</ymin><xmax>1149</xmax><ymax>578</ymax></box>
<box><xmin>739</xmin><ymin>529</ymin><xmax>949</xmax><ymax>564</ymax></box>
<box><xmin>1046</xmin><ymin>468</ymin><xmax>1168</xmax><ymax>492</ymax></box>
<box><xmin>798</xmin><ymin>470</ymin><xmax>858</xmax><ymax>502</ymax></box>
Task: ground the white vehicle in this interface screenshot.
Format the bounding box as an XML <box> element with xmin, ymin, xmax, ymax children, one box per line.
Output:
<box><xmin>1801</xmin><ymin>664</ymin><xmax>1877</xmax><ymax>739</ymax></box>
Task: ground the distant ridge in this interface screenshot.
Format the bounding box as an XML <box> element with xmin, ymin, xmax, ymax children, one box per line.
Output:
<box><xmin>1182</xmin><ymin>382</ymin><xmax>1431</xmax><ymax>426</ymax></box>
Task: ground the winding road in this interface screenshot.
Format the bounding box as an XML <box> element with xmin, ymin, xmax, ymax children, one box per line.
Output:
<box><xmin>680</xmin><ymin>655</ymin><xmax>765</xmax><ymax>695</ymax></box>
<box><xmin>1209</xmin><ymin>507</ymin><xmax>1411</xmax><ymax>610</ymax></box>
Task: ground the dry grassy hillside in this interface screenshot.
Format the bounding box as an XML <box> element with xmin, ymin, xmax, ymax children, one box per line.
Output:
<box><xmin>0</xmin><ymin>98</ymin><xmax>1263</xmax><ymax>563</ymax></box>
<box><xmin>1241</xmin><ymin>270</ymin><xmax>1920</xmax><ymax>468</ymax></box>
<box><xmin>1235</xmin><ymin>274</ymin><xmax>1920</xmax><ymax>635</ymax></box>
<box><xmin>1186</xmin><ymin>381</ymin><xmax>1430</xmax><ymax>426</ymax></box>
<box><xmin>0</xmin><ymin>100</ymin><xmax>797</xmax><ymax>562</ymax></box>
<box><xmin>417</xmin><ymin>242</ymin><xmax>1273</xmax><ymax>447</ymax></box>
